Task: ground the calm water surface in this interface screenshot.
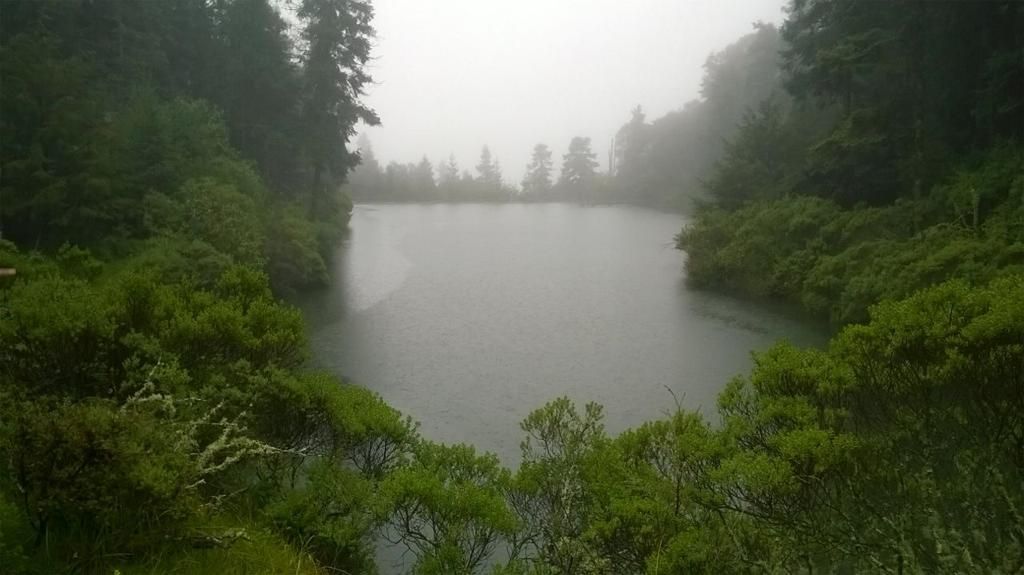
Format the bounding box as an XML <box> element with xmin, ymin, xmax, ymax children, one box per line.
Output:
<box><xmin>299</xmin><ymin>203</ymin><xmax>825</xmax><ymax>463</ymax></box>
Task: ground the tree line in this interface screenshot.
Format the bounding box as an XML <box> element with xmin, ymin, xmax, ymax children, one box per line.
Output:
<box><xmin>346</xmin><ymin>136</ymin><xmax>602</xmax><ymax>203</ymax></box>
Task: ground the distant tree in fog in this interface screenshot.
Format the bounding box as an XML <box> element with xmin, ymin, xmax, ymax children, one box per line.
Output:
<box><xmin>613</xmin><ymin>106</ymin><xmax>652</xmax><ymax>193</ymax></box>
<box><xmin>357</xmin><ymin>134</ymin><xmax>381</xmax><ymax>173</ymax></box>
<box><xmin>606</xmin><ymin>23</ymin><xmax>788</xmax><ymax>208</ymax></box>
<box><xmin>522</xmin><ymin>143</ymin><xmax>553</xmax><ymax>198</ymax></box>
<box><xmin>476</xmin><ymin>146</ymin><xmax>501</xmax><ymax>189</ymax></box>
<box><xmin>413</xmin><ymin>157</ymin><xmax>436</xmax><ymax>195</ymax></box>
<box><xmin>346</xmin><ymin>134</ymin><xmax>384</xmax><ymax>199</ymax></box>
<box><xmin>493</xmin><ymin>159</ymin><xmax>504</xmax><ymax>189</ymax></box>
<box><xmin>439</xmin><ymin>155</ymin><xmax>459</xmax><ymax>187</ymax></box>
<box><xmin>559</xmin><ymin>137</ymin><xmax>599</xmax><ymax>188</ymax></box>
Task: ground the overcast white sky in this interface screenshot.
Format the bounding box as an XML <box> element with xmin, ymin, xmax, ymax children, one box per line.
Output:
<box><xmin>356</xmin><ymin>0</ymin><xmax>787</xmax><ymax>183</ymax></box>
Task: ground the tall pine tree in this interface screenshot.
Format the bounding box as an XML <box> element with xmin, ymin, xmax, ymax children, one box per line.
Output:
<box><xmin>299</xmin><ymin>0</ymin><xmax>379</xmax><ymax>216</ymax></box>
<box><xmin>522</xmin><ymin>143</ymin><xmax>554</xmax><ymax>198</ymax></box>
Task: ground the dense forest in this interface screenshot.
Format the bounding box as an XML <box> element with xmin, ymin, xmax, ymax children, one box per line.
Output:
<box><xmin>1</xmin><ymin>1</ymin><xmax>1023</xmax><ymax>575</ymax></box>
<box><xmin>678</xmin><ymin>0</ymin><xmax>1024</xmax><ymax>324</ymax></box>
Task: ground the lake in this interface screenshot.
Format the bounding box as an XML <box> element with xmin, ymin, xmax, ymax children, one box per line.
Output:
<box><xmin>298</xmin><ymin>203</ymin><xmax>825</xmax><ymax>463</ymax></box>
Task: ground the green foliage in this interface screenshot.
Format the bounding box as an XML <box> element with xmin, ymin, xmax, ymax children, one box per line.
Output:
<box><xmin>782</xmin><ymin>0</ymin><xmax>1024</xmax><ymax>204</ymax></box>
<box><xmin>264</xmin><ymin>202</ymin><xmax>331</xmax><ymax>293</ymax></box>
<box><xmin>268</xmin><ymin>462</ymin><xmax>381</xmax><ymax>574</ymax></box>
<box><xmin>680</xmin><ymin>143</ymin><xmax>1024</xmax><ymax>324</ymax></box>
<box><xmin>0</xmin><ymin>256</ymin><xmax>375</xmax><ymax>573</ymax></box>
<box><xmin>249</xmin><ymin>371</ymin><xmax>419</xmax><ymax>480</ymax></box>
<box><xmin>0</xmin><ymin>0</ymin><xmax>359</xmax><ymax>291</ymax></box>
<box><xmin>384</xmin><ymin>442</ymin><xmax>517</xmax><ymax>574</ymax></box>
<box><xmin>0</xmin><ymin>28</ymin><xmax>102</xmax><ymax>246</ymax></box>
<box><xmin>113</xmin><ymin>524</ymin><xmax>326</xmax><ymax>575</ymax></box>
<box><xmin>0</xmin><ymin>492</ymin><xmax>31</xmax><ymax>573</ymax></box>
<box><xmin>0</xmin><ymin>372</ymin><xmax>286</xmax><ymax>571</ymax></box>
<box><xmin>0</xmin><ymin>274</ymin><xmax>120</xmax><ymax>398</ymax></box>
<box><xmin>703</xmin><ymin>99</ymin><xmax>802</xmax><ymax>207</ymax></box>
<box><xmin>179</xmin><ymin>177</ymin><xmax>265</xmax><ymax>266</ymax></box>
<box><xmin>716</xmin><ymin>277</ymin><xmax>1024</xmax><ymax>571</ymax></box>
<box><xmin>217</xmin><ymin>0</ymin><xmax>305</xmax><ymax>192</ymax></box>
<box><xmin>118</xmin><ymin>236</ymin><xmax>238</xmax><ymax>288</ymax></box>
<box><xmin>512</xmin><ymin>398</ymin><xmax>607</xmax><ymax>572</ymax></box>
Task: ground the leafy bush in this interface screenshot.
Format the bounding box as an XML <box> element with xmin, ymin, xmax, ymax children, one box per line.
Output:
<box><xmin>265</xmin><ymin>203</ymin><xmax>330</xmax><ymax>293</ymax></box>
<box><xmin>679</xmin><ymin>145</ymin><xmax>1024</xmax><ymax>324</ymax></box>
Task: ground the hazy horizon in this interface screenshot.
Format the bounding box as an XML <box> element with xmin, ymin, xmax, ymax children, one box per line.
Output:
<box><xmin>356</xmin><ymin>0</ymin><xmax>787</xmax><ymax>183</ymax></box>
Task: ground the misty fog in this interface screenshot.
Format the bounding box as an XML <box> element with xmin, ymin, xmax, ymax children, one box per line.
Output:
<box><xmin>359</xmin><ymin>0</ymin><xmax>786</xmax><ymax>182</ymax></box>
